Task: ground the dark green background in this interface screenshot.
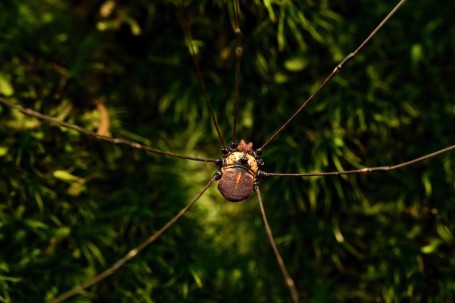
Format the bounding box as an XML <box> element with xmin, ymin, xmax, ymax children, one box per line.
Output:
<box><xmin>1</xmin><ymin>0</ymin><xmax>454</xmax><ymax>302</ymax></box>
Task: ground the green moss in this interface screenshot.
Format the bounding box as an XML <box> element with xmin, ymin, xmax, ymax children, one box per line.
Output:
<box><xmin>0</xmin><ymin>0</ymin><xmax>454</xmax><ymax>302</ymax></box>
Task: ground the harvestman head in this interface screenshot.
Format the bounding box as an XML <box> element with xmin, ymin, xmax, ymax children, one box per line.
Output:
<box><xmin>1</xmin><ymin>0</ymin><xmax>454</xmax><ymax>302</ymax></box>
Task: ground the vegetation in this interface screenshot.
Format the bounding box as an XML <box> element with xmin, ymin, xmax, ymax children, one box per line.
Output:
<box><xmin>1</xmin><ymin>0</ymin><xmax>454</xmax><ymax>302</ymax></box>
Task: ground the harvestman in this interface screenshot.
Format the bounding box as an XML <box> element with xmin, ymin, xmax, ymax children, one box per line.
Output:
<box><xmin>1</xmin><ymin>0</ymin><xmax>454</xmax><ymax>302</ymax></box>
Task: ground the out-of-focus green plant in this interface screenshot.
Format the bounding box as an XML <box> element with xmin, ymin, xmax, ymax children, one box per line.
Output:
<box><xmin>0</xmin><ymin>0</ymin><xmax>454</xmax><ymax>302</ymax></box>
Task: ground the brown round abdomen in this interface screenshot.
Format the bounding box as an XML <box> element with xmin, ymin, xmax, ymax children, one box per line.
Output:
<box><xmin>218</xmin><ymin>168</ymin><xmax>254</xmax><ymax>202</ymax></box>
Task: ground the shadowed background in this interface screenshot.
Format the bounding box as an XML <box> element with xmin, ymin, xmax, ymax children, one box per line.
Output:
<box><xmin>0</xmin><ymin>0</ymin><xmax>454</xmax><ymax>302</ymax></box>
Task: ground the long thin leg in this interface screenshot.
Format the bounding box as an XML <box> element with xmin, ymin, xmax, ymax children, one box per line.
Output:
<box><xmin>258</xmin><ymin>0</ymin><xmax>408</xmax><ymax>151</ymax></box>
<box><xmin>254</xmin><ymin>184</ymin><xmax>300</xmax><ymax>303</ymax></box>
<box><xmin>0</xmin><ymin>98</ymin><xmax>216</xmax><ymax>163</ymax></box>
<box><xmin>177</xmin><ymin>10</ymin><xmax>227</xmax><ymax>151</ymax></box>
<box><xmin>232</xmin><ymin>0</ymin><xmax>242</xmax><ymax>146</ymax></box>
<box><xmin>48</xmin><ymin>176</ymin><xmax>216</xmax><ymax>303</ymax></box>
<box><xmin>261</xmin><ymin>144</ymin><xmax>455</xmax><ymax>177</ymax></box>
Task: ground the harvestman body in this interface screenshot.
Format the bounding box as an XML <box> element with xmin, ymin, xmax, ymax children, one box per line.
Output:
<box><xmin>216</xmin><ymin>140</ymin><xmax>263</xmax><ymax>202</ymax></box>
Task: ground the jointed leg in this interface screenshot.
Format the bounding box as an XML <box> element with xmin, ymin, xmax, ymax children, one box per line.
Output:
<box><xmin>261</xmin><ymin>144</ymin><xmax>455</xmax><ymax>178</ymax></box>
<box><xmin>254</xmin><ymin>183</ymin><xmax>300</xmax><ymax>303</ymax></box>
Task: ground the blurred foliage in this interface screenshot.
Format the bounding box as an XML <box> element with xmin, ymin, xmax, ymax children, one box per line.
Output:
<box><xmin>1</xmin><ymin>0</ymin><xmax>455</xmax><ymax>302</ymax></box>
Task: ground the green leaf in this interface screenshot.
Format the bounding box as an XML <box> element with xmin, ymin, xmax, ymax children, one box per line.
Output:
<box><xmin>52</xmin><ymin>170</ymin><xmax>82</xmax><ymax>182</ymax></box>
<box><xmin>0</xmin><ymin>74</ymin><xmax>14</xmax><ymax>96</ymax></box>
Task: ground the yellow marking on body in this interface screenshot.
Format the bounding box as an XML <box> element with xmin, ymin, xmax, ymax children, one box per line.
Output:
<box><xmin>235</xmin><ymin>172</ymin><xmax>242</xmax><ymax>189</ymax></box>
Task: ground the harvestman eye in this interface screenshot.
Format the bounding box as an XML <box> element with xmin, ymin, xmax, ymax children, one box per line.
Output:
<box><xmin>1</xmin><ymin>0</ymin><xmax>454</xmax><ymax>302</ymax></box>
